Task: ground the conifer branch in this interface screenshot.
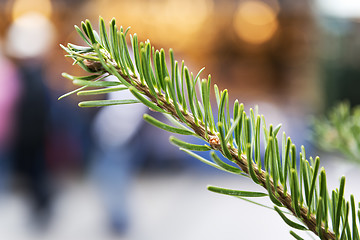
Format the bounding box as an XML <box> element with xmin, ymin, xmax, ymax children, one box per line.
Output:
<box><xmin>60</xmin><ymin>18</ymin><xmax>360</xmax><ymax>240</ymax></box>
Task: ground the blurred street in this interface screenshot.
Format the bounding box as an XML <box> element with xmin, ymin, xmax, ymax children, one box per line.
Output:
<box><xmin>0</xmin><ymin>156</ymin><xmax>359</xmax><ymax>240</ymax></box>
<box><xmin>0</xmin><ymin>171</ymin><xmax>295</xmax><ymax>240</ymax></box>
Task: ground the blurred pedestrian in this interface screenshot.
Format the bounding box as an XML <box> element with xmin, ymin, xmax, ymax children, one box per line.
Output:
<box><xmin>91</xmin><ymin>84</ymin><xmax>147</xmax><ymax>235</ymax></box>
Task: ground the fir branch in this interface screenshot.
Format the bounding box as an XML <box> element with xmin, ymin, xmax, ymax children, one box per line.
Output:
<box><xmin>60</xmin><ymin>17</ymin><xmax>360</xmax><ymax>240</ymax></box>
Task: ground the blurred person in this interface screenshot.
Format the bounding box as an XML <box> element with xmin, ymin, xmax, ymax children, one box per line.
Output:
<box><xmin>2</xmin><ymin>11</ymin><xmax>58</xmax><ymax>231</ymax></box>
<box><xmin>91</xmin><ymin>83</ymin><xmax>147</xmax><ymax>235</ymax></box>
<box><xmin>10</xmin><ymin>58</ymin><xmax>54</xmax><ymax>229</ymax></box>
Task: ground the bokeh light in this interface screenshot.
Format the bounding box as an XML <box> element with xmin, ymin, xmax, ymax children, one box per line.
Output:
<box><xmin>11</xmin><ymin>0</ymin><xmax>52</xmax><ymax>20</ymax></box>
<box><xmin>316</xmin><ymin>0</ymin><xmax>360</xmax><ymax>18</ymax></box>
<box><xmin>5</xmin><ymin>12</ymin><xmax>55</xmax><ymax>58</ymax></box>
<box><xmin>5</xmin><ymin>0</ymin><xmax>55</xmax><ymax>59</ymax></box>
<box><xmin>93</xmin><ymin>0</ymin><xmax>213</xmax><ymax>49</ymax></box>
<box><xmin>233</xmin><ymin>0</ymin><xmax>278</xmax><ymax>44</ymax></box>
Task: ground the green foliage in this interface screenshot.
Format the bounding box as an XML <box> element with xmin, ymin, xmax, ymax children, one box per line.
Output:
<box><xmin>274</xmin><ymin>206</ymin><xmax>308</xmax><ymax>231</ymax></box>
<box><xmin>312</xmin><ymin>102</ymin><xmax>360</xmax><ymax>163</ymax></box>
<box><xmin>207</xmin><ymin>185</ymin><xmax>268</xmax><ymax>197</ymax></box>
<box><xmin>60</xmin><ymin>17</ymin><xmax>360</xmax><ymax>240</ymax></box>
<box><xmin>143</xmin><ymin>114</ymin><xmax>195</xmax><ymax>135</ymax></box>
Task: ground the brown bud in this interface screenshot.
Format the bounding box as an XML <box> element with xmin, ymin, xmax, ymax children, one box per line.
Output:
<box><xmin>83</xmin><ymin>59</ymin><xmax>104</xmax><ymax>72</ymax></box>
<box><xmin>209</xmin><ymin>135</ymin><xmax>220</xmax><ymax>148</ymax></box>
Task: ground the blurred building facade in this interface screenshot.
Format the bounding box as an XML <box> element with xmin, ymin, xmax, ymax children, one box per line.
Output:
<box><xmin>0</xmin><ymin>0</ymin><xmax>316</xmax><ymax>103</ymax></box>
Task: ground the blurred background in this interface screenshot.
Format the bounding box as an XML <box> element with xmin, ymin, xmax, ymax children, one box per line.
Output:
<box><xmin>0</xmin><ymin>0</ymin><xmax>360</xmax><ymax>239</ymax></box>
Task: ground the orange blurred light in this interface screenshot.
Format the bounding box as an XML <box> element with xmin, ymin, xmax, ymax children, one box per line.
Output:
<box><xmin>11</xmin><ymin>0</ymin><xmax>52</xmax><ymax>20</ymax></box>
<box><xmin>233</xmin><ymin>0</ymin><xmax>278</xmax><ymax>45</ymax></box>
<box><xmin>93</xmin><ymin>0</ymin><xmax>213</xmax><ymax>49</ymax></box>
